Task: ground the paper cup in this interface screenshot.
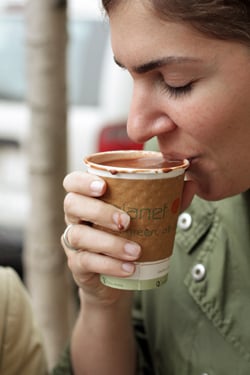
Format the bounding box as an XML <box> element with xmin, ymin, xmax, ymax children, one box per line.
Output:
<box><xmin>84</xmin><ymin>150</ymin><xmax>189</xmax><ymax>290</ymax></box>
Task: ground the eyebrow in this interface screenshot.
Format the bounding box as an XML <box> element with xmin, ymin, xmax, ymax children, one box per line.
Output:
<box><xmin>114</xmin><ymin>56</ymin><xmax>203</xmax><ymax>74</ymax></box>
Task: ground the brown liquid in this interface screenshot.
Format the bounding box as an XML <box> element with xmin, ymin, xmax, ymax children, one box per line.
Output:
<box><xmin>100</xmin><ymin>156</ymin><xmax>182</xmax><ymax>169</ymax></box>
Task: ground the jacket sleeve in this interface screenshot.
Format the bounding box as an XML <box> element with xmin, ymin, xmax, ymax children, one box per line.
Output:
<box><xmin>0</xmin><ymin>267</ymin><xmax>48</xmax><ymax>375</ymax></box>
<box><xmin>51</xmin><ymin>343</ymin><xmax>74</xmax><ymax>375</ymax></box>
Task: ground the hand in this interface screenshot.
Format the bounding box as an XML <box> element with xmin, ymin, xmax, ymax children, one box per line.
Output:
<box><xmin>61</xmin><ymin>171</ymin><xmax>141</xmax><ymax>306</ymax></box>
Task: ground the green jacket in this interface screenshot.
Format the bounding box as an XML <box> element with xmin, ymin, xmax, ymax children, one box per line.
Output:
<box><xmin>53</xmin><ymin>190</ymin><xmax>250</xmax><ymax>374</ymax></box>
<box><xmin>135</xmin><ymin>190</ymin><xmax>250</xmax><ymax>374</ymax></box>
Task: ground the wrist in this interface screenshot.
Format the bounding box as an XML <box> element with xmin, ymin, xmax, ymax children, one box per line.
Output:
<box><xmin>78</xmin><ymin>287</ymin><xmax>134</xmax><ymax>319</ymax></box>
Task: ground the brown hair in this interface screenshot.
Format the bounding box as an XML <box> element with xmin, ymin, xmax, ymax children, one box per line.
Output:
<box><xmin>101</xmin><ymin>0</ymin><xmax>250</xmax><ymax>45</ymax></box>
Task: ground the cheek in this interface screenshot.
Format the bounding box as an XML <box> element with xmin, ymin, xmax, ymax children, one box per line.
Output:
<box><xmin>170</xmin><ymin>91</ymin><xmax>239</xmax><ymax>145</ymax></box>
<box><xmin>181</xmin><ymin>71</ymin><xmax>250</xmax><ymax>142</ymax></box>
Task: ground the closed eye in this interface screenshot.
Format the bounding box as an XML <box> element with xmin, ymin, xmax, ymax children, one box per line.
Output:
<box><xmin>161</xmin><ymin>82</ymin><xmax>193</xmax><ymax>99</ymax></box>
<box><xmin>156</xmin><ymin>72</ymin><xmax>194</xmax><ymax>98</ymax></box>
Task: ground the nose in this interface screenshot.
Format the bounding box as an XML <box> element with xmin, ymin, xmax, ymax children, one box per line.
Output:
<box><xmin>127</xmin><ymin>82</ymin><xmax>177</xmax><ymax>144</ymax></box>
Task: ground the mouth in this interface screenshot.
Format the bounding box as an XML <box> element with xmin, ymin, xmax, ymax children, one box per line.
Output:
<box><xmin>161</xmin><ymin>152</ymin><xmax>196</xmax><ymax>163</ymax></box>
<box><xmin>161</xmin><ymin>153</ymin><xmax>200</xmax><ymax>172</ymax></box>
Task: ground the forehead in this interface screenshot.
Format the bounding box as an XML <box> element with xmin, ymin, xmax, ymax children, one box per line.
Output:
<box><xmin>108</xmin><ymin>1</ymin><xmax>249</xmax><ymax>73</ymax></box>
<box><xmin>109</xmin><ymin>1</ymin><xmax>214</xmax><ymax>66</ymax></box>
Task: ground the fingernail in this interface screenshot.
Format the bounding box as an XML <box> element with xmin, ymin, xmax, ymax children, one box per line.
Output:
<box><xmin>90</xmin><ymin>180</ymin><xmax>105</xmax><ymax>194</ymax></box>
<box><xmin>122</xmin><ymin>262</ymin><xmax>135</xmax><ymax>273</ymax></box>
<box><xmin>113</xmin><ymin>212</ymin><xmax>130</xmax><ymax>231</ymax></box>
<box><xmin>124</xmin><ymin>242</ymin><xmax>140</xmax><ymax>257</ymax></box>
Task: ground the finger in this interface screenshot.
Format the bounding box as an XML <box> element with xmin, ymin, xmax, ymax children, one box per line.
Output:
<box><xmin>63</xmin><ymin>171</ymin><xmax>107</xmax><ymax>197</ymax></box>
<box><xmin>64</xmin><ymin>193</ymin><xmax>130</xmax><ymax>231</ymax></box>
<box><xmin>61</xmin><ymin>224</ymin><xmax>141</xmax><ymax>262</ymax></box>
<box><xmin>66</xmin><ymin>250</ymin><xmax>136</xmax><ymax>286</ymax></box>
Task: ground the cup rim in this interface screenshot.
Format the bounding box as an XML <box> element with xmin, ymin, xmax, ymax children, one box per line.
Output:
<box><xmin>84</xmin><ymin>150</ymin><xmax>190</xmax><ymax>174</ymax></box>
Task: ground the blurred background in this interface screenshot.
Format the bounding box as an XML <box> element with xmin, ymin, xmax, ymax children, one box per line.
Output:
<box><xmin>0</xmin><ymin>0</ymin><xmax>143</xmax><ymax>279</ymax></box>
<box><xmin>0</xmin><ymin>0</ymin><xmax>144</xmax><ymax>368</ymax></box>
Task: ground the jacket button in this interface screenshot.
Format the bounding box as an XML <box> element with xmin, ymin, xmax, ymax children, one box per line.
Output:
<box><xmin>177</xmin><ymin>212</ymin><xmax>192</xmax><ymax>230</ymax></box>
<box><xmin>191</xmin><ymin>264</ymin><xmax>206</xmax><ymax>281</ymax></box>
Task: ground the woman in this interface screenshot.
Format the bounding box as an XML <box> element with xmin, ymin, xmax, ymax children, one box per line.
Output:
<box><xmin>60</xmin><ymin>1</ymin><xmax>250</xmax><ymax>374</ymax></box>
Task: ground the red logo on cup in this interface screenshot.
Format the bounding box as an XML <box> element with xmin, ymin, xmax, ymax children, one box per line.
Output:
<box><xmin>171</xmin><ymin>198</ymin><xmax>180</xmax><ymax>214</ymax></box>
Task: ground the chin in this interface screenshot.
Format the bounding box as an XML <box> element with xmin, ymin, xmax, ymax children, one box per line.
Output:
<box><xmin>187</xmin><ymin>167</ymin><xmax>242</xmax><ymax>201</ymax></box>
<box><xmin>186</xmin><ymin>164</ymin><xmax>249</xmax><ymax>201</ymax></box>
<box><xmin>196</xmin><ymin>184</ymin><xmax>244</xmax><ymax>202</ymax></box>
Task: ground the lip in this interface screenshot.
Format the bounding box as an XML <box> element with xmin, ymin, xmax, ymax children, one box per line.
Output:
<box><xmin>185</xmin><ymin>157</ymin><xmax>202</xmax><ymax>176</ymax></box>
<box><xmin>161</xmin><ymin>153</ymin><xmax>201</xmax><ymax>173</ymax></box>
<box><xmin>161</xmin><ymin>152</ymin><xmax>195</xmax><ymax>163</ymax></box>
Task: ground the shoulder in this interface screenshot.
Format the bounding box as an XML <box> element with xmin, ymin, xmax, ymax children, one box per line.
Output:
<box><xmin>0</xmin><ymin>266</ymin><xmax>25</xmax><ymax>338</ymax></box>
<box><xmin>135</xmin><ymin>192</ymin><xmax>250</xmax><ymax>372</ymax></box>
<box><xmin>173</xmin><ymin>192</ymin><xmax>250</xmax><ymax>365</ymax></box>
<box><xmin>176</xmin><ymin>190</ymin><xmax>250</xmax><ymax>254</ymax></box>
<box><xmin>0</xmin><ymin>267</ymin><xmax>48</xmax><ymax>375</ymax></box>
<box><xmin>0</xmin><ymin>266</ymin><xmax>32</xmax><ymax>332</ymax></box>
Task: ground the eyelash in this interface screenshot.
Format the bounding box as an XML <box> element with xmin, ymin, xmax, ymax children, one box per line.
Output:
<box><xmin>157</xmin><ymin>74</ymin><xmax>193</xmax><ymax>99</ymax></box>
<box><xmin>162</xmin><ymin>82</ymin><xmax>193</xmax><ymax>99</ymax></box>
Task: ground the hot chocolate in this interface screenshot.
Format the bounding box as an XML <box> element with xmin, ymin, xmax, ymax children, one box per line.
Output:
<box><xmin>98</xmin><ymin>156</ymin><xmax>182</xmax><ymax>170</ymax></box>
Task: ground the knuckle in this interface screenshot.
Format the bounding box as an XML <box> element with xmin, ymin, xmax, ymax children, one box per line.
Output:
<box><xmin>64</xmin><ymin>192</ymin><xmax>75</xmax><ymax>212</ymax></box>
<box><xmin>67</xmin><ymin>254</ymin><xmax>74</xmax><ymax>270</ymax></box>
<box><xmin>78</xmin><ymin>252</ymin><xmax>93</xmax><ymax>277</ymax></box>
<box><xmin>63</xmin><ymin>171</ymin><xmax>81</xmax><ymax>190</ymax></box>
<box><xmin>69</xmin><ymin>225</ymin><xmax>82</xmax><ymax>249</ymax></box>
<box><xmin>62</xmin><ymin>174</ymin><xmax>70</xmax><ymax>190</ymax></box>
<box><xmin>63</xmin><ymin>173</ymin><xmax>74</xmax><ymax>190</ymax></box>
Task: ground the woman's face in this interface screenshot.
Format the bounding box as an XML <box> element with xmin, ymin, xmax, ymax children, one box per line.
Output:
<box><xmin>109</xmin><ymin>2</ymin><xmax>250</xmax><ymax>200</ymax></box>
